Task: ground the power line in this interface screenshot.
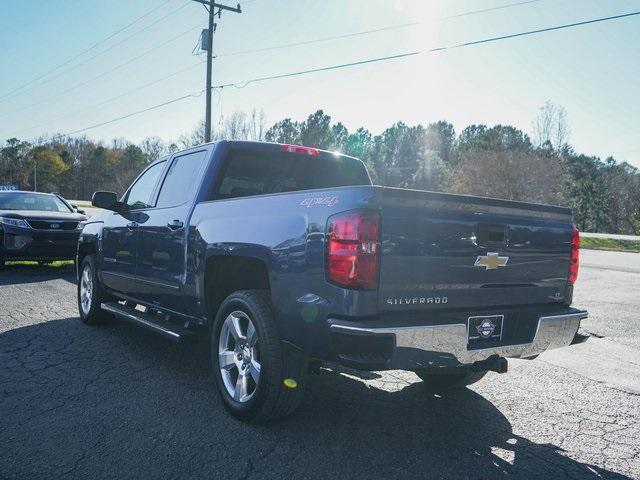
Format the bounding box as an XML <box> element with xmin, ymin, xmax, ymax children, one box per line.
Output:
<box><xmin>215</xmin><ymin>51</ymin><xmax>421</xmax><ymax>89</ymax></box>
<box><xmin>214</xmin><ymin>0</ymin><xmax>543</xmax><ymax>59</ymax></box>
<box><xmin>0</xmin><ymin>21</ymin><xmax>205</xmax><ymax>119</ymax></box>
<box><xmin>59</xmin><ymin>51</ymin><xmax>416</xmax><ymax>135</ymax></box>
<box><xmin>0</xmin><ymin>0</ymin><xmax>178</xmax><ymax>102</ymax></box>
<box><xmin>214</xmin><ymin>10</ymin><xmax>640</xmax><ymax>88</ymax></box>
<box><xmin>431</xmin><ymin>10</ymin><xmax>640</xmax><ymax>51</ymax></box>
<box><xmin>443</xmin><ymin>0</ymin><xmax>542</xmax><ymax>19</ymax></box>
<box><xmin>3</xmin><ymin>0</ymin><xmax>540</xmax><ymax>127</ymax></box>
<box><xmin>54</xmin><ymin>9</ymin><xmax>640</xmax><ymax>136</ymax></box>
<box><xmin>0</xmin><ymin>2</ymin><xmax>191</xmax><ymax>105</ymax></box>
<box><xmin>216</xmin><ymin>0</ymin><xmax>540</xmax><ymax>58</ymax></box>
<box><xmin>0</xmin><ymin>0</ymin><xmax>533</xmax><ymax>109</ymax></box>
<box><xmin>20</xmin><ymin>62</ymin><xmax>204</xmax><ymax>134</ymax></box>
<box><xmin>11</xmin><ymin>22</ymin><xmax>414</xmax><ymax>136</ymax></box>
<box><xmin>216</xmin><ymin>23</ymin><xmax>418</xmax><ymax>57</ymax></box>
<box><xmin>65</xmin><ymin>92</ymin><xmax>205</xmax><ymax>136</ymax></box>
<box><xmin>59</xmin><ymin>51</ymin><xmax>418</xmax><ymax>135</ymax></box>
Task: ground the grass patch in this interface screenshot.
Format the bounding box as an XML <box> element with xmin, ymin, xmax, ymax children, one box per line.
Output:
<box><xmin>581</xmin><ymin>237</ymin><xmax>640</xmax><ymax>253</ymax></box>
<box><xmin>5</xmin><ymin>260</ymin><xmax>75</xmax><ymax>268</ymax></box>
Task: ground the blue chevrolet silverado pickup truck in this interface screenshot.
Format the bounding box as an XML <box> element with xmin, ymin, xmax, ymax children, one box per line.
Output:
<box><xmin>77</xmin><ymin>140</ymin><xmax>587</xmax><ymax>422</ymax></box>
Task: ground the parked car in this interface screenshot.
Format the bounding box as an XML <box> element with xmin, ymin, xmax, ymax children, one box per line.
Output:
<box><xmin>0</xmin><ymin>191</ymin><xmax>87</xmax><ymax>267</ymax></box>
<box><xmin>77</xmin><ymin>140</ymin><xmax>587</xmax><ymax>422</ymax></box>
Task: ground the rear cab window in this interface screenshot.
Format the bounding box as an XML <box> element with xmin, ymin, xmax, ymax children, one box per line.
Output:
<box><xmin>212</xmin><ymin>147</ymin><xmax>371</xmax><ymax>200</ymax></box>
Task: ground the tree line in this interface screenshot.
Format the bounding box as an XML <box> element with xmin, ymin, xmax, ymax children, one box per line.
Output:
<box><xmin>1</xmin><ymin>105</ymin><xmax>638</xmax><ymax>234</ymax></box>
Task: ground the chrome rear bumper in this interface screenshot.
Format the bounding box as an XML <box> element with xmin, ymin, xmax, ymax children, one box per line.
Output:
<box><xmin>329</xmin><ymin>310</ymin><xmax>588</xmax><ymax>370</ymax></box>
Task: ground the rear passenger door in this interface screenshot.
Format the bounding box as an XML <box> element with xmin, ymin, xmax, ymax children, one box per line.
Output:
<box><xmin>134</xmin><ymin>149</ymin><xmax>209</xmax><ymax>313</ymax></box>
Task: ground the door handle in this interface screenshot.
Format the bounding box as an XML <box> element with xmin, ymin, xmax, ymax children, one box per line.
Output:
<box><xmin>126</xmin><ymin>222</ymin><xmax>138</xmax><ymax>231</ymax></box>
<box><xmin>167</xmin><ymin>219</ymin><xmax>184</xmax><ymax>231</ymax></box>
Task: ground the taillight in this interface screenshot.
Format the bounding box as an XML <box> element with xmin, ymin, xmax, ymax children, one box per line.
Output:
<box><xmin>326</xmin><ymin>210</ymin><xmax>379</xmax><ymax>289</ymax></box>
<box><xmin>568</xmin><ymin>226</ymin><xmax>580</xmax><ymax>284</ymax></box>
<box><xmin>280</xmin><ymin>144</ymin><xmax>319</xmax><ymax>156</ymax></box>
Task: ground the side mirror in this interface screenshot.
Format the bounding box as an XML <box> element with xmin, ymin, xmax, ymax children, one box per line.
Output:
<box><xmin>71</xmin><ymin>204</ymin><xmax>86</xmax><ymax>215</ymax></box>
<box><xmin>91</xmin><ymin>191</ymin><xmax>119</xmax><ymax>210</ymax></box>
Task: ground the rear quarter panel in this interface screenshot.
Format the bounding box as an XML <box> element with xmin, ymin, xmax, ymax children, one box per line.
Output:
<box><xmin>188</xmin><ymin>186</ymin><xmax>380</xmax><ymax>356</ymax></box>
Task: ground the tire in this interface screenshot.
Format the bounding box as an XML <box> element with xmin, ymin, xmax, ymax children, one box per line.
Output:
<box><xmin>77</xmin><ymin>255</ymin><xmax>112</xmax><ymax>325</ymax></box>
<box><xmin>415</xmin><ymin>370</ymin><xmax>487</xmax><ymax>390</ymax></box>
<box><xmin>211</xmin><ymin>290</ymin><xmax>306</xmax><ymax>423</ymax></box>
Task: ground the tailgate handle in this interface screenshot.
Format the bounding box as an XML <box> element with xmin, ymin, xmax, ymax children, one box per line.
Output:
<box><xmin>477</xmin><ymin>223</ymin><xmax>507</xmax><ymax>246</ymax></box>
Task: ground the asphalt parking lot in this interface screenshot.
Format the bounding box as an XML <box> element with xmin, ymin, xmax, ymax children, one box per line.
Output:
<box><xmin>1</xmin><ymin>250</ymin><xmax>639</xmax><ymax>479</ymax></box>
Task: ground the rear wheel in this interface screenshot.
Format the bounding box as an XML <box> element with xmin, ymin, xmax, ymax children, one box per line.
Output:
<box><xmin>415</xmin><ymin>370</ymin><xmax>487</xmax><ymax>390</ymax></box>
<box><xmin>77</xmin><ymin>255</ymin><xmax>112</xmax><ymax>325</ymax></box>
<box><xmin>211</xmin><ymin>290</ymin><xmax>306</xmax><ymax>422</ymax></box>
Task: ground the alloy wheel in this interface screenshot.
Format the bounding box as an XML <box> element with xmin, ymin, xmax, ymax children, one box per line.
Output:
<box><xmin>79</xmin><ymin>264</ymin><xmax>93</xmax><ymax>315</ymax></box>
<box><xmin>218</xmin><ymin>310</ymin><xmax>261</xmax><ymax>403</ymax></box>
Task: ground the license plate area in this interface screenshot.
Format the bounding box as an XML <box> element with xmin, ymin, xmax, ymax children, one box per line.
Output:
<box><xmin>467</xmin><ymin>315</ymin><xmax>504</xmax><ymax>350</ymax></box>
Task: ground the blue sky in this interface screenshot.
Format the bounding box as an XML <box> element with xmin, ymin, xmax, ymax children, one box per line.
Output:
<box><xmin>0</xmin><ymin>0</ymin><xmax>638</xmax><ymax>167</ymax></box>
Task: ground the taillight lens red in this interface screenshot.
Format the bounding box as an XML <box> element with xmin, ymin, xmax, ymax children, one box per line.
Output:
<box><xmin>326</xmin><ymin>210</ymin><xmax>379</xmax><ymax>289</ymax></box>
<box><xmin>568</xmin><ymin>226</ymin><xmax>580</xmax><ymax>284</ymax></box>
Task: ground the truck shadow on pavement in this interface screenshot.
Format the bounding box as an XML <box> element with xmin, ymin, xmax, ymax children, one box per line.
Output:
<box><xmin>0</xmin><ymin>316</ymin><xmax>631</xmax><ymax>480</ymax></box>
<box><xmin>0</xmin><ymin>263</ymin><xmax>76</xmax><ymax>286</ymax></box>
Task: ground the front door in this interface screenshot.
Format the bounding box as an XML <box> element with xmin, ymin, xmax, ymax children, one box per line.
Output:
<box><xmin>135</xmin><ymin>149</ymin><xmax>209</xmax><ymax>313</ymax></box>
<box><xmin>99</xmin><ymin>160</ymin><xmax>167</xmax><ymax>297</ymax></box>
<box><xmin>100</xmin><ymin>210</ymin><xmax>138</xmax><ymax>293</ymax></box>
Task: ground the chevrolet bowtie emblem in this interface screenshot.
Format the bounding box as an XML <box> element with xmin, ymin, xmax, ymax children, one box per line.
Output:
<box><xmin>474</xmin><ymin>252</ymin><xmax>509</xmax><ymax>270</ymax></box>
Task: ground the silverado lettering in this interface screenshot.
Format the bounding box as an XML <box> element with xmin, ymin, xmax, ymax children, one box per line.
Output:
<box><xmin>386</xmin><ymin>297</ymin><xmax>448</xmax><ymax>305</ymax></box>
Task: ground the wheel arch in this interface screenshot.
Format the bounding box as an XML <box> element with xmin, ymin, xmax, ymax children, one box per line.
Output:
<box><xmin>77</xmin><ymin>237</ymin><xmax>97</xmax><ymax>280</ymax></box>
<box><xmin>204</xmin><ymin>254</ymin><xmax>271</xmax><ymax>327</ymax></box>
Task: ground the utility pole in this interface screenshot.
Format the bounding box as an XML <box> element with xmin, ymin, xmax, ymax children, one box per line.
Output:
<box><xmin>192</xmin><ymin>1</ymin><xmax>241</xmax><ymax>143</ymax></box>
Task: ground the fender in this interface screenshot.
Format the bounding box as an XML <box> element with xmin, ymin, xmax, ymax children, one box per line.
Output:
<box><xmin>76</xmin><ymin>220</ymin><xmax>103</xmax><ymax>279</ymax></box>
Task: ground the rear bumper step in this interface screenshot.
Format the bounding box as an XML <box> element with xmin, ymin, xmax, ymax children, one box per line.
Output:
<box><xmin>329</xmin><ymin>310</ymin><xmax>588</xmax><ymax>370</ymax></box>
<box><xmin>101</xmin><ymin>303</ymin><xmax>197</xmax><ymax>343</ymax></box>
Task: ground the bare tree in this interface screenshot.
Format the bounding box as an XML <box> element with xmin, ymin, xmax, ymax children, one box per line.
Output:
<box><xmin>248</xmin><ymin>109</ymin><xmax>266</xmax><ymax>141</ymax></box>
<box><xmin>180</xmin><ymin>109</ymin><xmax>267</xmax><ymax>147</ymax></box>
<box><xmin>216</xmin><ymin>109</ymin><xmax>267</xmax><ymax>141</ymax></box>
<box><xmin>221</xmin><ymin>111</ymin><xmax>250</xmax><ymax>140</ymax></box>
<box><xmin>178</xmin><ymin>120</ymin><xmax>206</xmax><ymax>149</ymax></box>
<box><xmin>111</xmin><ymin>137</ymin><xmax>131</xmax><ymax>150</ymax></box>
<box><xmin>532</xmin><ymin>101</ymin><xmax>570</xmax><ymax>149</ymax></box>
<box><xmin>140</xmin><ymin>136</ymin><xmax>167</xmax><ymax>162</ymax></box>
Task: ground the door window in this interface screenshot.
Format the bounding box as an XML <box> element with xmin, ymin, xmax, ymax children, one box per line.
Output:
<box><xmin>124</xmin><ymin>161</ymin><xmax>166</xmax><ymax>209</ymax></box>
<box><xmin>156</xmin><ymin>150</ymin><xmax>208</xmax><ymax>208</ymax></box>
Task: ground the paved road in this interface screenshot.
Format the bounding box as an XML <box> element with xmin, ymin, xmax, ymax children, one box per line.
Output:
<box><xmin>1</xmin><ymin>251</ymin><xmax>639</xmax><ymax>479</ymax></box>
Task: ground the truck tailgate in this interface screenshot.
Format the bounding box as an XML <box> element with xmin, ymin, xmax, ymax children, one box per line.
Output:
<box><xmin>377</xmin><ymin>187</ymin><xmax>574</xmax><ymax>312</ymax></box>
